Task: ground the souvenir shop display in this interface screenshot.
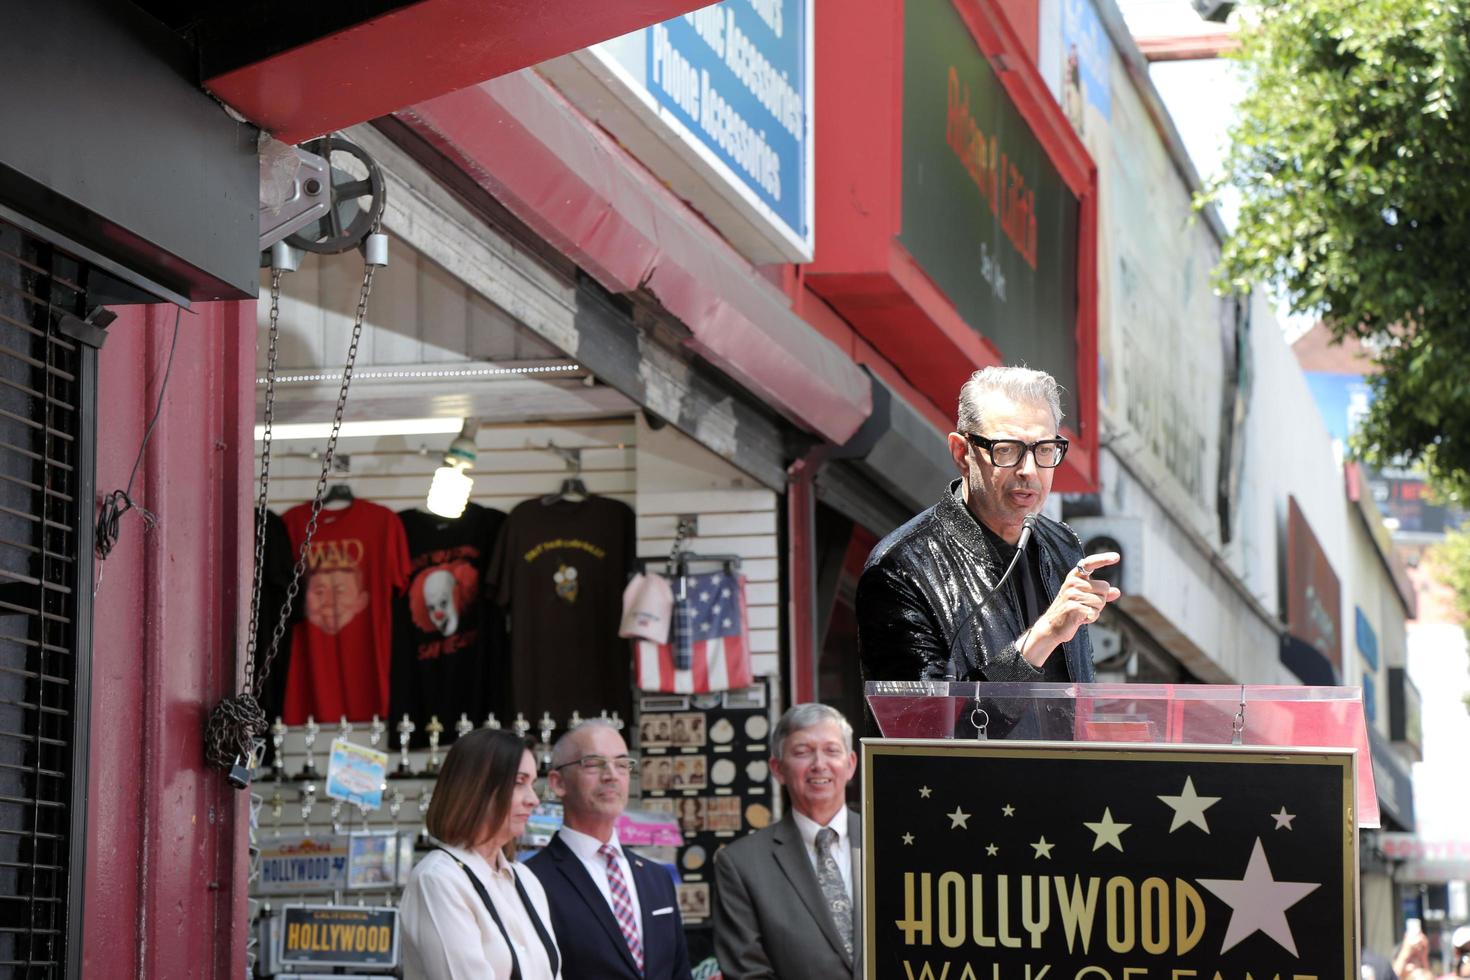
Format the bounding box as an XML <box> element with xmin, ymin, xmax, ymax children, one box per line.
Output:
<box><xmin>389</xmin><ymin>502</ymin><xmax>508</xmax><ymax>746</ymax></box>
<box><xmin>489</xmin><ymin>490</ymin><xmax>636</xmax><ymax>722</ymax></box>
<box><xmin>635</xmin><ymin>679</ymin><xmax>775</xmax><ymax>931</ymax></box>
<box><xmin>624</xmin><ymin>522</ymin><xmax>754</xmax><ymax>695</ymax></box>
<box><xmin>245</xmin><ymin>418</ymin><xmax>773</xmax><ymax>978</ymax></box>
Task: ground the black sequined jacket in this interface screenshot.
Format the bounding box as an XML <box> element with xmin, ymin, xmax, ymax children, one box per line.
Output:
<box><xmin>856</xmin><ymin>480</ymin><xmax>1095</xmax><ymax>683</ymax></box>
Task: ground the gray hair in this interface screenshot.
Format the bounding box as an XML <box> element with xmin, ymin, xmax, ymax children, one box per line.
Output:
<box><xmin>771</xmin><ymin>703</ymin><xmax>853</xmax><ymax>761</ymax></box>
<box><xmin>956</xmin><ymin>366</ymin><xmax>1064</xmax><ymax>435</ymax></box>
<box><xmin>550</xmin><ymin>718</ymin><xmax>623</xmax><ymax>769</ymax></box>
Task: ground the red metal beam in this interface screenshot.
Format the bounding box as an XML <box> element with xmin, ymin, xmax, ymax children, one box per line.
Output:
<box><xmin>85</xmin><ymin>300</ymin><xmax>255</xmax><ymax>977</ymax></box>
<box><xmin>204</xmin><ymin>0</ymin><xmax>709</xmax><ymax>144</ymax></box>
<box><xmin>786</xmin><ymin>449</ymin><xmax>827</xmax><ymax>707</ymax></box>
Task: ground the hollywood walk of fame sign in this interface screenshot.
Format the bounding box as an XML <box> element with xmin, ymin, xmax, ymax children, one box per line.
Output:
<box><xmin>862</xmin><ymin>740</ymin><xmax>1357</xmax><ymax>980</ymax></box>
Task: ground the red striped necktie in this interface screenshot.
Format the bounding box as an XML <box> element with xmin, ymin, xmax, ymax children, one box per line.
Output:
<box><xmin>599</xmin><ymin>843</ymin><xmax>645</xmax><ymax>974</ymax></box>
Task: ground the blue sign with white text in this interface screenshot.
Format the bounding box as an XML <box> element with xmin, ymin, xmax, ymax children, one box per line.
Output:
<box><xmin>1355</xmin><ymin>606</ymin><xmax>1379</xmax><ymax>669</ymax></box>
<box><xmin>646</xmin><ymin>1</ymin><xmax>807</xmax><ymax>240</ymax></box>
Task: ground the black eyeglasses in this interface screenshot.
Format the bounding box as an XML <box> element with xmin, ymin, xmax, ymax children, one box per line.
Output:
<box><xmin>553</xmin><ymin>754</ymin><xmax>639</xmax><ymax>775</ymax></box>
<box><xmin>964</xmin><ymin>433</ymin><xmax>1069</xmax><ymax>468</ymax></box>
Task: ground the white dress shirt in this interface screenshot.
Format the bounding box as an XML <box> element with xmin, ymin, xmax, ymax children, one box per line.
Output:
<box><xmin>556</xmin><ymin>826</ymin><xmax>644</xmax><ymax>943</ymax></box>
<box><xmin>400</xmin><ymin>842</ymin><xmax>562</xmax><ymax>980</ymax></box>
<box><xmin>792</xmin><ymin>805</ymin><xmax>853</xmax><ymax>898</ymax></box>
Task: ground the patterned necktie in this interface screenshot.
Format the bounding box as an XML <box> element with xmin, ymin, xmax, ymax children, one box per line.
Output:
<box><xmin>814</xmin><ymin>826</ymin><xmax>853</xmax><ymax>958</ymax></box>
<box><xmin>599</xmin><ymin>843</ymin><xmax>645</xmax><ymax>974</ymax></box>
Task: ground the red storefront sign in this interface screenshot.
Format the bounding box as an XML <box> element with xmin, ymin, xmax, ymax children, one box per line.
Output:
<box><xmin>807</xmin><ymin>0</ymin><xmax>1098</xmax><ymax>490</ymax></box>
<box><xmin>1286</xmin><ymin>496</ymin><xmax>1343</xmax><ymax>670</ymax></box>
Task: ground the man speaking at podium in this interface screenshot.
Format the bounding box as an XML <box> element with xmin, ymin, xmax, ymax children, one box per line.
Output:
<box><xmin>857</xmin><ymin>366</ymin><xmax>1120</xmax><ymax>684</ymax></box>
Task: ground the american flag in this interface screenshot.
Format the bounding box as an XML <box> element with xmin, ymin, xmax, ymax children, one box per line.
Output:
<box><xmin>635</xmin><ymin>571</ymin><xmax>752</xmax><ymax>694</ymax></box>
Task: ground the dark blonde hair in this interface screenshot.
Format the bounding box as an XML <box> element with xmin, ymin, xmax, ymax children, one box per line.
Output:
<box><xmin>425</xmin><ymin>729</ymin><xmax>532</xmax><ymax>858</ymax></box>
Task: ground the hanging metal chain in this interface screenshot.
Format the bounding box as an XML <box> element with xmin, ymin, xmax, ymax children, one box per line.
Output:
<box><xmin>242</xmin><ymin>270</ymin><xmax>285</xmax><ymax>692</ymax></box>
<box><xmin>255</xmin><ymin>252</ymin><xmax>378</xmax><ymax>698</ymax></box>
<box><xmin>205</xmin><ymin>233</ymin><xmax>383</xmax><ymax>784</ymax></box>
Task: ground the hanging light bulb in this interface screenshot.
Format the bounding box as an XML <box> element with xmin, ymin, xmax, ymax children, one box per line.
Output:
<box><xmin>425</xmin><ymin>418</ymin><xmax>479</xmax><ymax>518</ymax></box>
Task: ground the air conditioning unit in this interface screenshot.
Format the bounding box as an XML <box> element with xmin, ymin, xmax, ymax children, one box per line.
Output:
<box><xmin>1191</xmin><ymin>0</ymin><xmax>1235</xmax><ymax>22</ymax></box>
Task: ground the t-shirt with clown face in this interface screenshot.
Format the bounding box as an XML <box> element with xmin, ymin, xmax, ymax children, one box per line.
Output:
<box><xmin>390</xmin><ymin>503</ymin><xmax>508</xmax><ymax>746</ymax></box>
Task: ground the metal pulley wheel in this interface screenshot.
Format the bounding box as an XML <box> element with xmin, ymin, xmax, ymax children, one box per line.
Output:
<box><xmin>284</xmin><ymin>134</ymin><xmax>386</xmax><ymax>254</ymax></box>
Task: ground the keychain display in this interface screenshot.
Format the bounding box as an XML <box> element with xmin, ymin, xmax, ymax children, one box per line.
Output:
<box><xmin>635</xmin><ymin>679</ymin><xmax>773</xmax><ymax>927</ymax></box>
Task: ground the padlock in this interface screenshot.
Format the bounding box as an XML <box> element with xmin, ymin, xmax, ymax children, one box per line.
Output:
<box><xmin>228</xmin><ymin>742</ymin><xmax>263</xmax><ymax>791</ymax></box>
<box><xmin>227</xmin><ymin>755</ymin><xmax>253</xmax><ymax>790</ymax></box>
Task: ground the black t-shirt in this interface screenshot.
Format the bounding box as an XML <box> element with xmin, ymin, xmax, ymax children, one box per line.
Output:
<box><xmin>256</xmin><ymin>506</ymin><xmax>302</xmax><ymax>728</ymax></box>
<box><xmin>980</xmin><ymin>522</ymin><xmax>1071</xmax><ymax>682</ymax></box>
<box><xmin>488</xmin><ymin>495</ymin><xmax>636</xmax><ymax>723</ymax></box>
<box><xmin>390</xmin><ymin>504</ymin><xmax>508</xmax><ymax>744</ymax></box>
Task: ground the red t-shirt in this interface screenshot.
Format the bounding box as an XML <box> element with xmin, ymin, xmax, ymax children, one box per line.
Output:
<box><xmin>280</xmin><ymin>500</ymin><xmax>410</xmax><ymax>724</ymax></box>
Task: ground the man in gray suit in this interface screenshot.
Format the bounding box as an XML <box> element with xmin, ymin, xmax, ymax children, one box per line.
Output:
<box><xmin>713</xmin><ymin>703</ymin><xmax>862</xmax><ymax>979</ymax></box>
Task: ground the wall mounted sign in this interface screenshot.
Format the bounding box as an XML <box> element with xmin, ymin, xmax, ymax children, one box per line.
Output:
<box><xmin>806</xmin><ymin>0</ymin><xmax>1098</xmax><ymax>491</ymax></box>
<box><xmin>540</xmin><ymin>0</ymin><xmax>813</xmax><ymax>262</ymax></box>
<box><xmin>863</xmin><ymin>740</ymin><xmax>1357</xmax><ymax>980</ymax></box>
<box><xmin>899</xmin><ymin>0</ymin><xmax>1080</xmax><ymax>423</ymax></box>
<box><xmin>1286</xmin><ymin>497</ymin><xmax>1343</xmax><ymax>672</ymax></box>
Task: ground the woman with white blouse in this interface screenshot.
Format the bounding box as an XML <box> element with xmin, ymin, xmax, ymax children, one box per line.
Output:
<box><xmin>400</xmin><ymin>729</ymin><xmax>562</xmax><ymax>979</ymax></box>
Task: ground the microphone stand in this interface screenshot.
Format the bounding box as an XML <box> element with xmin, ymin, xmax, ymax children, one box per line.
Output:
<box><xmin>943</xmin><ymin>513</ymin><xmax>1038</xmax><ymax>681</ymax></box>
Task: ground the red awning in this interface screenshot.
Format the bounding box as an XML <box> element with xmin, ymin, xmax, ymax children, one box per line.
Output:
<box><xmin>205</xmin><ymin>0</ymin><xmax>710</xmax><ymax>145</ymax></box>
<box><xmin>395</xmin><ymin>71</ymin><xmax>873</xmax><ymax>445</ymax></box>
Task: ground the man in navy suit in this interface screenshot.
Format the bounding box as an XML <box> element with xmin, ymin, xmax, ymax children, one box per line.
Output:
<box><xmin>526</xmin><ymin>719</ymin><xmax>692</xmax><ymax>980</ymax></box>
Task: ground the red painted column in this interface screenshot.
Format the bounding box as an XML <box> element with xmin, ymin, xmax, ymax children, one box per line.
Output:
<box><xmin>84</xmin><ymin>299</ymin><xmax>254</xmax><ymax>978</ymax></box>
<box><xmin>785</xmin><ymin>449</ymin><xmax>828</xmax><ymax>707</ymax></box>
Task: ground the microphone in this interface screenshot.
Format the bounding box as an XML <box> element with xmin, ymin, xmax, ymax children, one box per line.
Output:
<box><xmin>944</xmin><ymin>514</ymin><xmax>1037</xmax><ymax>680</ymax></box>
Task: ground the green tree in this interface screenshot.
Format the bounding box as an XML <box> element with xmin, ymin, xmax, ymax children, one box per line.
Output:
<box><xmin>1212</xmin><ymin>0</ymin><xmax>1470</xmax><ymax>498</ymax></box>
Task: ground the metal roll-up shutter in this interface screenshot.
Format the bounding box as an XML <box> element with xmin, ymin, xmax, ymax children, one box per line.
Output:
<box><xmin>0</xmin><ymin>217</ymin><xmax>96</xmax><ymax>978</ymax></box>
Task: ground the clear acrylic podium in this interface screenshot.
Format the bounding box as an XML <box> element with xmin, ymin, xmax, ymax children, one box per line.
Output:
<box><xmin>865</xmin><ymin>681</ymin><xmax>1379</xmax><ymax>827</ymax></box>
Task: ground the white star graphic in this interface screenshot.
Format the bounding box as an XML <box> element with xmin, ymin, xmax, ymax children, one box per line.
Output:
<box><xmin>1031</xmin><ymin>836</ymin><xmax>1054</xmax><ymax>859</ymax></box>
<box><xmin>1001</xmin><ymin>804</ymin><xmax>1015</xmax><ymax>817</ymax></box>
<box><xmin>721</xmin><ymin>588</ymin><xmax>731</xmax><ymax>598</ymax></box>
<box><xmin>722</xmin><ymin>618</ymin><xmax>732</xmax><ymax>628</ymax></box>
<box><xmin>985</xmin><ymin>843</ymin><xmax>998</xmax><ymax>856</ymax></box>
<box><xmin>947</xmin><ymin>806</ymin><xmax>971</xmax><ymax>829</ymax></box>
<box><xmin>1158</xmin><ymin>776</ymin><xmax>1221</xmax><ymax>833</ymax></box>
<box><xmin>1197</xmin><ymin>838</ymin><xmax>1321</xmax><ymax>955</ymax></box>
<box><xmin>712</xmin><ymin>604</ymin><xmax>722</xmax><ymax>614</ymax></box>
<box><xmin>902</xmin><ymin>833</ymin><xmax>915</xmax><ymax>845</ymax></box>
<box><xmin>1271</xmin><ymin>807</ymin><xmax>1296</xmax><ymax>830</ymax></box>
<box><xmin>699</xmin><ymin>592</ymin><xmax>710</xmax><ymax>602</ymax></box>
<box><xmin>699</xmin><ymin>622</ymin><xmax>710</xmax><ymax>632</ymax></box>
<box><xmin>1083</xmin><ymin>807</ymin><xmax>1131</xmax><ymax>852</ymax></box>
<box><xmin>918</xmin><ymin>786</ymin><xmax>932</xmax><ymax>798</ymax></box>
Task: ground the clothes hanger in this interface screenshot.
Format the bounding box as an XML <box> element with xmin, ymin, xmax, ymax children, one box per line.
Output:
<box><xmin>322</xmin><ymin>483</ymin><xmax>354</xmax><ymax>508</ymax></box>
<box><xmin>539</xmin><ymin>444</ymin><xmax>589</xmax><ymax>504</ymax></box>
